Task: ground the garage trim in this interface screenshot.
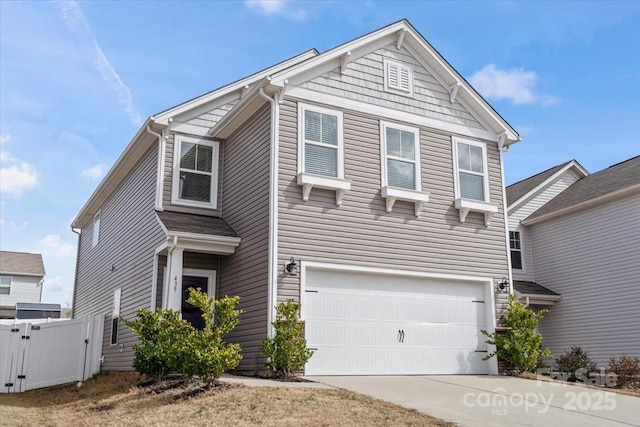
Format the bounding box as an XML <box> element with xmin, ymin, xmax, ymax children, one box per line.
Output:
<box><xmin>299</xmin><ymin>261</ymin><xmax>499</xmax><ymax>375</ymax></box>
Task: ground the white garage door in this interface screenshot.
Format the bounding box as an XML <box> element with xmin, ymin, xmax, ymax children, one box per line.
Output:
<box><xmin>303</xmin><ymin>269</ymin><xmax>490</xmax><ymax>375</ymax></box>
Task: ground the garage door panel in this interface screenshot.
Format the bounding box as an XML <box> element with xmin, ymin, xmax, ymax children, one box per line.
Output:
<box><xmin>303</xmin><ymin>269</ymin><xmax>491</xmax><ymax>376</ymax></box>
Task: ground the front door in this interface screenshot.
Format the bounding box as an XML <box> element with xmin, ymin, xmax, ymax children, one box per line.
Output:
<box><xmin>182</xmin><ymin>275</ymin><xmax>209</xmax><ymax>330</ymax></box>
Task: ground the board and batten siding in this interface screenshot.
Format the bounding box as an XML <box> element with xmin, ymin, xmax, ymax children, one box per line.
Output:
<box><xmin>302</xmin><ymin>43</ymin><xmax>483</xmax><ymax>130</ymax></box>
<box><xmin>219</xmin><ymin>104</ymin><xmax>271</xmax><ymax>372</ymax></box>
<box><xmin>0</xmin><ymin>275</ymin><xmax>42</xmax><ymax>307</ymax></box>
<box><xmin>532</xmin><ymin>194</ymin><xmax>640</xmax><ymax>366</ymax></box>
<box><xmin>509</xmin><ymin>170</ymin><xmax>582</xmax><ymax>282</ymax></box>
<box><xmin>277</xmin><ymin>98</ymin><xmax>510</xmax><ymax>319</ymax></box>
<box><xmin>73</xmin><ymin>146</ymin><xmax>166</xmax><ymax>371</ymax></box>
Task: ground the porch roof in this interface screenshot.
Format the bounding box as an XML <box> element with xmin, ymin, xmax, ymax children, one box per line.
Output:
<box><xmin>157</xmin><ymin>211</ymin><xmax>238</xmax><ymax>237</ymax></box>
<box><xmin>513</xmin><ymin>280</ymin><xmax>560</xmax><ymax>296</ymax></box>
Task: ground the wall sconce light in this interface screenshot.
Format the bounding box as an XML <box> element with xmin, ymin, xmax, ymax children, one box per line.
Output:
<box><xmin>285</xmin><ymin>257</ymin><xmax>299</xmax><ymax>275</ymax></box>
<box><xmin>498</xmin><ymin>277</ymin><xmax>510</xmax><ymax>292</ymax></box>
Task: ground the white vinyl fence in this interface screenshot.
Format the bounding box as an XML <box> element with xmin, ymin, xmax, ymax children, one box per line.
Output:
<box><xmin>0</xmin><ymin>314</ymin><xmax>104</xmax><ymax>393</ymax></box>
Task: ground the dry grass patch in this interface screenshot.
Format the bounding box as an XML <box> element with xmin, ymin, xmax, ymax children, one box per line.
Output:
<box><xmin>0</xmin><ymin>373</ymin><xmax>453</xmax><ymax>427</ymax></box>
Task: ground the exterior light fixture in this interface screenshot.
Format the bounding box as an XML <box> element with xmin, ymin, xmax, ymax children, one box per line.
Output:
<box><xmin>498</xmin><ymin>277</ymin><xmax>510</xmax><ymax>292</ymax></box>
<box><xmin>285</xmin><ymin>257</ymin><xmax>299</xmax><ymax>275</ymax></box>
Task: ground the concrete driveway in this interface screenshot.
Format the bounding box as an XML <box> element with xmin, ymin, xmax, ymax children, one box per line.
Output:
<box><xmin>308</xmin><ymin>375</ymin><xmax>640</xmax><ymax>427</ymax></box>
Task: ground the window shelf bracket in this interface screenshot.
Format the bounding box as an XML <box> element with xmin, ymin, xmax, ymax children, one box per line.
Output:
<box><xmin>455</xmin><ymin>198</ymin><xmax>498</xmax><ymax>226</ymax></box>
<box><xmin>298</xmin><ymin>173</ymin><xmax>351</xmax><ymax>206</ymax></box>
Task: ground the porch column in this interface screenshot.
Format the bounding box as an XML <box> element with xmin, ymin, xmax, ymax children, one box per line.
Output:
<box><xmin>166</xmin><ymin>247</ymin><xmax>184</xmax><ymax>311</ymax></box>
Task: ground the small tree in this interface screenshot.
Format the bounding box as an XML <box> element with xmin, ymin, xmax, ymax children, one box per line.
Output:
<box><xmin>183</xmin><ymin>289</ymin><xmax>244</xmax><ymax>385</ymax></box>
<box><xmin>556</xmin><ymin>346</ymin><xmax>597</xmax><ymax>381</ymax></box>
<box><xmin>262</xmin><ymin>300</ymin><xmax>314</xmax><ymax>378</ymax></box>
<box><xmin>482</xmin><ymin>294</ymin><xmax>552</xmax><ymax>373</ymax></box>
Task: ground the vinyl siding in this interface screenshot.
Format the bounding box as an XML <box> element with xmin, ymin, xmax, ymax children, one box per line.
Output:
<box><xmin>219</xmin><ymin>104</ymin><xmax>271</xmax><ymax>371</ymax></box>
<box><xmin>509</xmin><ymin>169</ymin><xmax>581</xmax><ymax>282</ymax></box>
<box><xmin>277</xmin><ymin>98</ymin><xmax>510</xmax><ymax>320</ymax></box>
<box><xmin>185</xmin><ymin>101</ymin><xmax>239</xmax><ymax>128</ymax></box>
<box><xmin>532</xmin><ymin>194</ymin><xmax>640</xmax><ymax>366</ymax></box>
<box><xmin>302</xmin><ymin>43</ymin><xmax>483</xmax><ymax>130</ymax></box>
<box><xmin>73</xmin><ymin>146</ymin><xmax>166</xmax><ymax>371</ymax></box>
<box><xmin>162</xmin><ymin>132</ymin><xmax>224</xmax><ymax>215</ymax></box>
<box><xmin>0</xmin><ymin>275</ymin><xmax>42</xmax><ymax>307</ymax></box>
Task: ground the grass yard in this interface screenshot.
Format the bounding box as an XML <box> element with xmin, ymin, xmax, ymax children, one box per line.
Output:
<box><xmin>0</xmin><ymin>373</ymin><xmax>453</xmax><ymax>427</ymax></box>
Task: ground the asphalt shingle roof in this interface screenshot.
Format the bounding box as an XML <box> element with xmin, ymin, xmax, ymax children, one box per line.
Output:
<box><xmin>525</xmin><ymin>156</ymin><xmax>640</xmax><ymax>223</ymax></box>
<box><xmin>0</xmin><ymin>251</ymin><xmax>45</xmax><ymax>276</ymax></box>
<box><xmin>157</xmin><ymin>211</ymin><xmax>239</xmax><ymax>237</ymax></box>
<box><xmin>506</xmin><ymin>161</ymin><xmax>574</xmax><ymax>206</ymax></box>
<box><xmin>513</xmin><ymin>280</ymin><xmax>560</xmax><ymax>296</ymax></box>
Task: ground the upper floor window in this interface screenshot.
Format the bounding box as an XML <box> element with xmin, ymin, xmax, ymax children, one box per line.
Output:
<box><xmin>384</xmin><ymin>59</ymin><xmax>413</xmax><ymax>96</ymax></box>
<box><xmin>92</xmin><ymin>212</ymin><xmax>101</xmax><ymax>248</ymax></box>
<box><xmin>298</xmin><ymin>103</ymin><xmax>344</xmax><ymax>178</ymax></box>
<box><xmin>453</xmin><ymin>137</ymin><xmax>489</xmax><ymax>202</ymax></box>
<box><xmin>510</xmin><ymin>231</ymin><xmax>523</xmax><ymax>270</ymax></box>
<box><xmin>0</xmin><ymin>277</ymin><xmax>11</xmax><ymax>295</ymax></box>
<box><xmin>172</xmin><ymin>135</ymin><xmax>219</xmax><ymax>209</ymax></box>
<box><xmin>381</xmin><ymin>121</ymin><xmax>421</xmax><ymax>191</ymax></box>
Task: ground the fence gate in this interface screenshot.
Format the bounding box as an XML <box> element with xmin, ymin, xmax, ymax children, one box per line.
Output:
<box><xmin>0</xmin><ymin>314</ymin><xmax>104</xmax><ymax>393</ymax></box>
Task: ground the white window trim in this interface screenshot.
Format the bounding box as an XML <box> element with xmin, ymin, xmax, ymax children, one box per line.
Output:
<box><xmin>171</xmin><ymin>135</ymin><xmax>220</xmax><ymax>209</ymax></box>
<box><xmin>182</xmin><ymin>268</ymin><xmax>216</xmax><ymax>299</ymax></box>
<box><xmin>92</xmin><ymin>211</ymin><xmax>101</xmax><ymax>248</ymax></box>
<box><xmin>452</xmin><ymin>136</ymin><xmax>496</xmax><ymax>225</ymax></box>
<box><xmin>380</xmin><ymin>121</ymin><xmax>428</xmax><ymax>216</ymax></box>
<box><xmin>383</xmin><ymin>59</ymin><xmax>414</xmax><ymax>97</ymax></box>
<box><xmin>509</xmin><ymin>229</ymin><xmax>525</xmax><ymax>272</ymax></box>
<box><xmin>297</xmin><ymin>102</ymin><xmax>350</xmax><ymax>205</ymax></box>
<box><xmin>110</xmin><ymin>287</ymin><xmax>121</xmax><ymax>346</ymax></box>
<box><xmin>0</xmin><ymin>276</ymin><xmax>11</xmax><ymax>295</ymax></box>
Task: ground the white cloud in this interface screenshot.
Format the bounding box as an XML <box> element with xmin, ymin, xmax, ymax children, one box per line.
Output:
<box><xmin>0</xmin><ymin>134</ymin><xmax>10</xmax><ymax>145</ymax></box>
<box><xmin>44</xmin><ymin>276</ymin><xmax>65</xmax><ymax>293</ymax></box>
<box><xmin>245</xmin><ymin>0</ymin><xmax>307</xmax><ymax>21</ymax></box>
<box><xmin>37</xmin><ymin>234</ymin><xmax>76</xmax><ymax>259</ymax></box>
<box><xmin>81</xmin><ymin>164</ymin><xmax>106</xmax><ymax>179</ymax></box>
<box><xmin>0</xmin><ymin>134</ymin><xmax>39</xmax><ymax>196</ymax></box>
<box><xmin>469</xmin><ymin>64</ymin><xmax>559</xmax><ymax>106</ymax></box>
<box><xmin>54</xmin><ymin>0</ymin><xmax>141</xmax><ymax>125</ymax></box>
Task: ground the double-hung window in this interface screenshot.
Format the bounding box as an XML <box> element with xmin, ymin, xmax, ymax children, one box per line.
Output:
<box><xmin>0</xmin><ymin>277</ymin><xmax>11</xmax><ymax>295</ymax></box>
<box><xmin>92</xmin><ymin>212</ymin><xmax>101</xmax><ymax>248</ymax></box>
<box><xmin>381</xmin><ymin>122</ymin><xmax>420</xmax><ymax>190</ymax></box>
<box><xmin>172</xmin><ymin>136</ymin><xmax>219</xmax><ymax>209</ymax></box>
<box><xmin>297</xmin><ymin>103</ymin><xmax>350</xmax><ymax>205</ymax></box>
<box><xmin>454</xmin><ymin>138</ymin><xmax>489</xmax><ymax>202</ymax></box>
<box><xmin>509</xmin><ymin>231</ymin><xmax>523</xmax><ymax>270</ymax></box>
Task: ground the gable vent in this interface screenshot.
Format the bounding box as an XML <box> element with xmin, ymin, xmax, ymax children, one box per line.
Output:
<box><xmin>384</xmin><ymin>60</ymin><xmax>413</xmax><ymax>96</ymax></box>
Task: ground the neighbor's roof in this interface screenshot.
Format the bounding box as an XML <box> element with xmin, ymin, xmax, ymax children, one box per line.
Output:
<box><xmin>0</xmin><ymin>251</ymin><xmax>45</xmax><ymax>277</ymax></box>
<box><xmin>524</xmin><ymin>155</ymin><xmax>640</xmax><ymax>225</ymax></box>
<box><xmin>156</xmin><ymin>211</ymin><xmax>238</xmax><ymax>237</ymax></box>
<box><xmin>16</xmin><ymin>302</ymin><xmax>61</xmax><ymax>311</ymax></box>
<box><xmin>513</xmin><ymin>280</ymin><xmax>560</xmax><ymax>296</ymax></box>
<box><xmin>506</xmin><ymin>161</ymin><xmax>573</xmax><ymax>206</ymax></box>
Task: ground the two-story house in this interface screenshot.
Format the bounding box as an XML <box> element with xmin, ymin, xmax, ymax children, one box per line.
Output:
<box><xmin>0</xmin><ymin>251</ymin><xmax>60</xmax><ymax>319</ymax></box>
<box><xmin>71</xmin><ymin>20</ymin><xmax>521</xmax><ymax>375</ymax></box>
<box><xmin>506</xmin><ymin>156</ymin><xmax>640</xmax><ymax>366</ymax></box>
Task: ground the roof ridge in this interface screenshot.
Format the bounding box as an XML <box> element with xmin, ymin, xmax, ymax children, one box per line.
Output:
<box><xmin>605</xmin><ymin>155</ymin><xmax>640</xmax><ymax>170</ymax></box>
<box><xmin>507</xmin><ymin>160</ymin><xmax>574</xmax><ymax>189</ymax></box>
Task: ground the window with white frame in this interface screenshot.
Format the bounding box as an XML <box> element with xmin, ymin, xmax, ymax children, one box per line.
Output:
<box><xmin>454</xmin><ymin>138</ymin><xmax>489</xmax><ymax>202</ymax></box>
<box><xmin>381</xmin><ymin>122</ymin><xmax>420</xmax><ymax>190</ymax></box>
<box><xmin>510</xmin><ymin>231</ymin><xmax>523</xmax><ymax>270</ymax></box>
<box><xmin>384</xmin><ymin>59</ymin><xmax>413</xmax><ymax>96</ymax></box>
<box><xmin>172</xmin><ymin>136</ymin><xmax>219</xmax><ymax>208</ymax></box>
<box><xmin>299</xmin><ymin>104</ymin><xmax>344</xmax><ymax>178</ymax></box>
<box><xmin>0</xmin><ymin>277</ymin><xmax>11</xmax><ymax>295</ymax></box>
<box><xmin>92</xmin><ymin>212</ymin><xmax>101</xmax><ymax>248</ymax></box>
<box><xmin>110</xmin><ymin>288</ymin><xmax>121</xmax><ymax>346</ymax></box>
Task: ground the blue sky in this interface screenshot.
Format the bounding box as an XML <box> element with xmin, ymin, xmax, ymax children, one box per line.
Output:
<box><xmin>1</xmin><ymin>1</ymin><xmax>639</xmax><ymax>307</ymax></box>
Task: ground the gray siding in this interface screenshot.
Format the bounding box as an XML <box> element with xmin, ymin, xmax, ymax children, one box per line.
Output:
<box><xmin>302</xmin><ymin>43</ymin><xmax>483</xmax><ymax>129</ymax></box>
<box><xmin>509</xmin><ymin>169</ymin><xmax>581</xmax><ymax>282</ymax></box>
<box><xmin>185</xmin><ymin>101</ymin><xmax>239</xmax><ymax>128</ymax></box>
<box><xmin>277</xmin><ymin>98</ymin><xmax>510</xmax><ymax>319</ymax></box>
<box><xmin>73</xmin><ymin>146</ymin><xmax>165</xmax><ymax>371</ymax></box>
<box><xmin>533</xmin><ymin>194</ymin><xmax>640</xmax><ymax>366</ymax></box>
<box><xmin>0</xmin><ymin>275</ymin><xmax>42</xmax><ymax>307</ymax></box>
<box><xmin>162</xmin><ymin>132</ymin><xmax>224</xmax><ymax>215</ymax></box>
<box><xmin>219</xmin><ymin>104</ymin><xmax>271</xmax><ymax>372</ymax></box>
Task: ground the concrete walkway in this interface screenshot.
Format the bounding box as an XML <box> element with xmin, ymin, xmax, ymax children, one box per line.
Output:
<box><xmin>307</xmin><ymin>375</ymin><xmax>640</xmax><ymax>427</ymax></box>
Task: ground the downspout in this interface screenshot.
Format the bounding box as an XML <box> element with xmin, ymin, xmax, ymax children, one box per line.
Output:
<box><xmin>524</xmin><ymin>296</ymin><xmax>530</xmax><ymax>308</ymax></box>
<box><xmin>499</xmin><ymin>147</ymin><xmax>514</xmax><ymax>296</ymax></box>
<box><xmin>146</xmin><ymin>125</ymin><xmax>165</xmax><ymax>211</ymax></box>
<box><xmin>163</xmin><ymin>236</ymin><xmax>178</xmax><ymax>309</ymax></box>
<box><xmin>70</xmin><ymin>227</ymin><xmax>81</xmax><ymax>318</ymax></box>
<box><xmin>259</xmin><ymin>87</ymin><xmax>279</xmax><ymax>338</ymax></box>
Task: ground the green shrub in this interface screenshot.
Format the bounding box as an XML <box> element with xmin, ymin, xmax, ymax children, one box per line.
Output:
<box><xmin>182</xmin><ymin>289</ymin><xmax>244</xmax><ymax>385</ymax></box>
<box><xmin>555</xmin><ymin>346</ymin><xmax>597</xmax><ymax>382</ymax></box>
<box><xmin>608</xmin><ymin>355</ymin><xmax>640</xmax><ymax>389</ymax></box>
<box><xmin>123</xmin><ymin>308</ymin><xmax>192</xmax><ymax>380</ymax></box>
<box><xmin>262</xmin><ymin>299</ymin><xmax>314</xmax><ymax>378</ymax></box>
<box><xmin>482</xmin><ymin>294</ymin><xmax>552</xmax><ymax>373</ymax></box>
<box><xmin>124</xmin><ymin>288</ymin><xmax>244</xmax><ymax>385</ymax></box>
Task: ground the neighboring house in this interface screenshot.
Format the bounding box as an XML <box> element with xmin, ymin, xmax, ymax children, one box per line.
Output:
<box><xmin>506</xmin><ymin>156</ymin><xmax>640</xmax><ymax>365</ymax></box>
<box><xmin>71</xmin><ymin>20</ymin><xmax>521</xmax><ymax>375</ymax></box>
<box><xmin>0</xmin><ymin>251</ymin><xmax>60</xmax><ymax>319</ymax></box>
